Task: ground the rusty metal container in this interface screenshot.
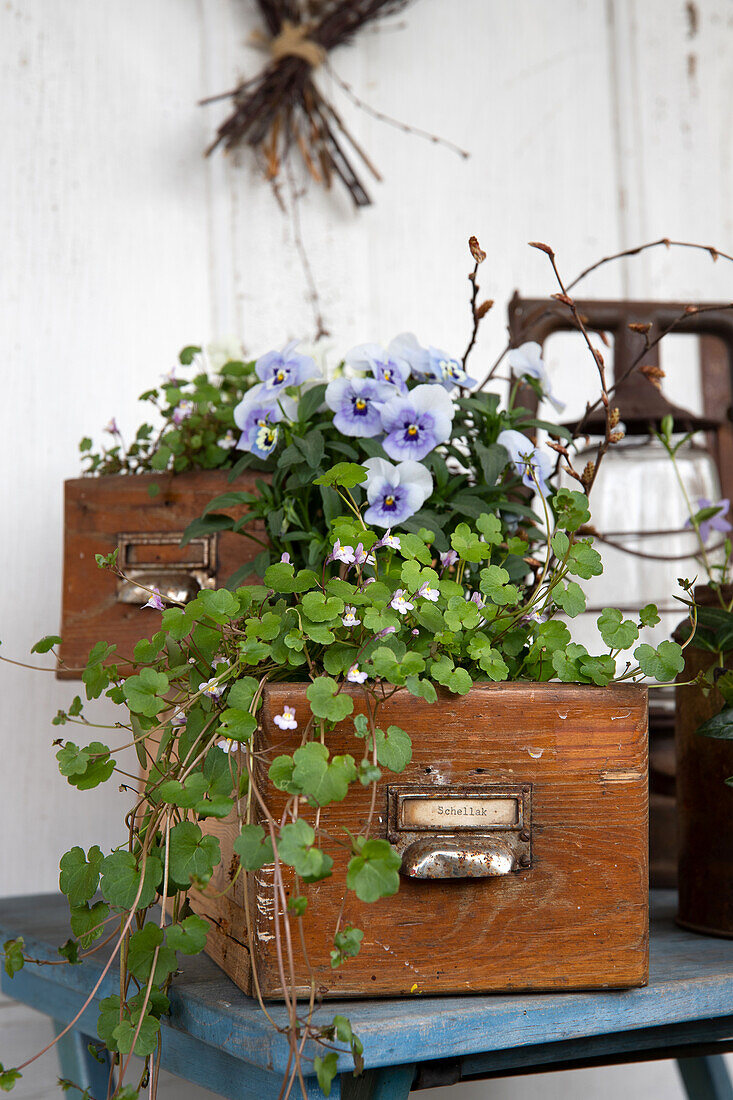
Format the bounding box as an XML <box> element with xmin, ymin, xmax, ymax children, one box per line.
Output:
<box><xmin>676</xmin><ymin>585</ymin><xmax>733</xmax><ymax>937</ymax></box>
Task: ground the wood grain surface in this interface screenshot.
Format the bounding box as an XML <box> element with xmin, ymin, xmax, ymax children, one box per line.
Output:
<box><xmin>58</xmin><ymin>471</ymin><xmax>264</xmax><ymax>676</ymax></box>
<box><xmin>194</xmin><ymin>682</ymin><xmax>649</xmax><ymax>998</ymax></box>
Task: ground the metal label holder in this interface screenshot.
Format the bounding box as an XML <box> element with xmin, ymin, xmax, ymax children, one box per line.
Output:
<box><xmin>387</xmin><ymin>783</ymin><xmax>532</xmax><ymax>880</ymax></box>
<box><xmin>115</xmin><ymin>531</ymin><xmax>219</xmax><ymax>605</ymax></box>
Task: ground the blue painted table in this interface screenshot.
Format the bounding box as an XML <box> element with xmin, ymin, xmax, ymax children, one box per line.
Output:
<box><xmin>1</xmin><ymin>891</ymin><xmax>732</xmax><ymax>1100</ymax></box>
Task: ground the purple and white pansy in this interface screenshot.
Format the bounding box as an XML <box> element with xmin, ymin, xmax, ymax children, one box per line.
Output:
<box><xmin>497</xmin><ymin>429</ymin><xmax>553</xmax><ymax>498</ymax></box>
<box><xmin>425</xmin><ymin>346</ymin><xmax>477</xmax><ymax>391</ymax></box>
<box><xmin>233</xmin><ymin>395</ymin><xmax>287</xmax><ymax>459</ymax></box>
<box><xmin>344</xmin><ymin>341</ymin><xmax>412</xmax><ymax>395</ymax></box>
<box><xmin>363</xmin><ymin>457</ymin><xmax>433</xmax><ymax>528</ymax></box>
<box><xmin>380</xmin><ymin>384</ymin><xmax>455</xmax><ymax>462</ymax></box>
<box><xmin>255</xmin><ymin>340</ymin><xmax>318</xmax><ymax>399</ymax></box>
<box><xmin>507</xmin><ymin>342</ymin><xmax>565</xmax><ymax>414</ymax></box>
<box><xmin>325</xmin><ymin>376</ymin><xmax>391</xmax><ymax>437</ymax></box>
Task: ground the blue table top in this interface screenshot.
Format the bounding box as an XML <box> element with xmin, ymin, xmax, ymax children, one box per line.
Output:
<box><xmin>1</xmin><ymin>890</ymin><xmax>732</xmax><ymax>1076</ymax></box>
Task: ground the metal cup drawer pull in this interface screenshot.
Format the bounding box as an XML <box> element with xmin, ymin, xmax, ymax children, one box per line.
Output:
<box><xmin>387</xmin><ymin>784</ymin><xmax>532</xmax><ymax>880</ymax></box>
<box><xmin>115</xmin><ymin>532</ymin><xmax>219</xmax><ymax>605</ymax></box>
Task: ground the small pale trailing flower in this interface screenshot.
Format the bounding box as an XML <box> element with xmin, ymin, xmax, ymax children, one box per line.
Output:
<box><xmin>280</xmin><ymin>552</ymin><xmax>291</xmax><ymax>563</ymax></box>
<box><xmin>325</xmin><ymin>376</ymin><xmax>391</xmax><ymax>437</ymax></box>
<box><xmin>391</xmin><ymin>589</ymin><xmax>414</xmax><ymax>615</ymax></box>
<box><xmin>342</xmin><ymin>606</ymin><xmax>361</xmax><ymax>628</ymax></box>
<box><xmin>212</xmin><ymin>656</ymin><xmax>230</xmax><ymax>669</ymax></box>
<box><xmin>353</xmin><ymin>543</ymin><xmax>376</xmax><ymax>567</ymax></box>
<box><xmin>170</xmin><ymin>709</ymin><xmax>187</xmax><ymax>727</ymax></box>
<box><xmin>328</xmin><ymin>539</ymin><xmax>356</xmax><ymax>565</ymax></box>
<box><xmin>347</xmin><ymin>663</ymin><xmax>368</xmax><ymax>684</ymax></box>
<box><xmin>172</xmin><ymin>399</ymin><xmax>195</xmax><ymax>425</ymax></box>
<box><xmin>363</xmin><ymin>457</ymin><xmax>433</xmax><ymax>528</ymax></box>
<box><xmin>216</xmin><ymin>737</ymin><xmax>237</xmax><ymax>754</ymax></box>
<box><xmin>507</xmin><ymin>342</ymin><xmax>565</xmax><ymax>413</ymax></box>
<box><xmin>469</xmin><ymin>591</ymin><xmax>485</xmax><ymax>610</ymax></box>
<box><xmin>440</xmin><ymin>549</ymin><xmax>458</xmax><ymax>570</ymax></box>
<box><xmin>201</xmin><ymin>678</ymin><xmax>226</xmax><ymax>701</ymax></box>
<box><xmin>274</xmin><ymin>705</ymin><xmax>298</xmax><ymax>730</ymax></box>
<box><xmin>376</xmin><ymin>530</ymin><xmax>401</xmax><ymax>551</ymax></box>
<box><xmin>687</xmin><ymin>497</ymin><xmax>733</xmax><ymax>544</ymax></box>
<box><xmin>255</xmin><ymin>340</ymin><xmax>317</xmax><ymax>399</ymax></box>
<box><xmin>497</xmin><ymin>429</ymin><xmax>553</xmax><ymax>497</ymax></box>
<box><xmin>411</xmin><ymin>628</ymin><xmax>419</xmax><ymax>636</ymax></box>
<box><xmin>104</xmin><ymin>418</ymin><xmax>120</xmax><ymax>435</ymax></box>
<box><xmin>217</xmin><ymin>430</ymin><xmax>237</xmax><ymax>449</ymax></box>
<box><xmin>376</xmin><ymin>626</ymin><xmax>397</xmax><ymax>638</ymax></box>
<box><xmin>344</xmin><ymin>340</ymin><xmax>412</xmax><ymax>394</ymax></box>
<box><xmin>524</xmin><ymin>608</ymin><xmax>549</xmax><ymax>625</ymax></box>
<box><xmin>141</xmin><ymin>586</ymin><xmax>164</xmax><ymax>611</ymax></box>
<box><xmin>380</xmin><ymin>384</ymin><xmax>455</xmax><ymax>462</ymax></box>
<box><xmin>161</xmin><ymin>368</ymin><xmax>177</xmax><ymax>385</ymax></box>
<box><xmin>426</xmin><ymin>346</ymin><xmax>477</xmax><ymax>391</ymax></box>
<box><xmin>418</xmin><ymin>581</ymin><xmax>439</xmax><ymax>602</ymax></box>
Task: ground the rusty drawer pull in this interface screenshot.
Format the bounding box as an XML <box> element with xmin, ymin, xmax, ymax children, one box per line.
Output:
<box><xmin>401</xmin><ymin>837</ymin><xmax>517</xmax><ymax>879</ymax></box>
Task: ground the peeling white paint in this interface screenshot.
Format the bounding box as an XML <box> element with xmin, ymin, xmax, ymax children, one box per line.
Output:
<box><xmin>527</xmin><ymin>747</ymin><xmax>544</xmax><ymax>759</ymax></box>
<box><xmin>611</xmin><ymin>710</ymin><xmax>632</xmax><ymax>720</ymax></box>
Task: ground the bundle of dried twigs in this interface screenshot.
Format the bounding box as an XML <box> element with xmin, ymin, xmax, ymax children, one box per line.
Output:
<box><xmin>202</xmin><ymin>0</ymin><xmax>415</xmax><ymax>207</ymax></box>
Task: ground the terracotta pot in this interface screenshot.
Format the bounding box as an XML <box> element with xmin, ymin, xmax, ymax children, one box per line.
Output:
<box><xmin>675</xmin><ymin>584</ymin><xmax>733</xmax><ymax>937</ymax></box>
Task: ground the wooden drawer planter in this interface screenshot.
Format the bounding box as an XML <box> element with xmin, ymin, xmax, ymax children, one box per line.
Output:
<box><xmin>196</xmin><ymin>681</ymin><xmax>649</xmax><ymax>998</ymax></box>
<box><xmin>58</xmin><ymin>471</ymin><xmax>263</xmax><ymax>677</ymax></box>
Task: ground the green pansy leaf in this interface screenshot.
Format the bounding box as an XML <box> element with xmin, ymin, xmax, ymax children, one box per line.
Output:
<box><xmin>314</xmin><ymin>463</ymin><xmax>368</xmax><ymax>488</ymax></box>
<box><xmin>697</xmin><ymin>707</ymin><xmax>733</xmax><ymax>740</ymax></box>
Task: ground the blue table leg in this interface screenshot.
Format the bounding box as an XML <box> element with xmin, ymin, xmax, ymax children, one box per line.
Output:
<box><xmin>677</xmin><ymin>1056</ymin><xmax>733</xmax><ymax>1100</ymax></box>
<box><xmin>339</xmin><ymin>1063</ymin><xmax>415</xmax><ymax>1099</ymax></box>
<box><xmin>54</xmin><ymin>1021</ymin><xmax>113</xmax><ymax>1100</ymax></box>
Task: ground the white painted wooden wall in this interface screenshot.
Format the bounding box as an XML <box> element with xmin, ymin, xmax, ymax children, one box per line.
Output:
<box><xmin>1</xmin><ymin>1</ymin><xmax>731</xmax><ymax>1097</ymax></box>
